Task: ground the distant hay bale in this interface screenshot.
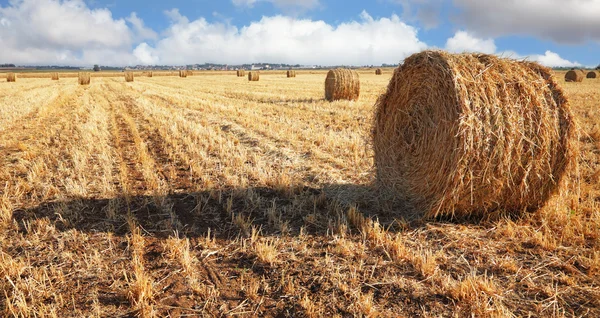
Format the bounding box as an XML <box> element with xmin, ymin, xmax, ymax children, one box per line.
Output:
<box><xmin>186</xmin><ymin>70</ymin><xmax>193</xmax><ymax>76</ymax></box>
<box><xmin>125</xmin><ymin>71</ymin><xmax>134</xmax><ymax>82</ymax></box>
<box><xmin>565</xmin><ymin>69</ymin><xmax>584</xmax><ymax>82</ymax></box>
<box><xmin>373</xmin><ymin>50</ymin><xmax>577</xmax><ymax>220</ymax></box>
<box><xmin>237</xmin><ymin>70</ymin><xmax>246</xmax><ymax>77</ymax></box>
<box><xmin>145</xmin><ymin>71</ymin><xmax>153</xmax><ymax>78</ymax></box>
<box><xmin>6</xmin><ymin>73</ymin><xmax>16</xmax><ymax>82</ymax></box>
<box><xmin>287</xmin><ymin>70</ymin><xmax>296</xmax><ymax>78</ymax></box>
<box><xmin>324</xmin><ymin>69</ymin><xmax>360</xmax><ymax>101</ymax></box>
<box><xmin>375</xmin><ymin>68</ymin><xmax>382</xmax><ymax>75</ymax></box>
<box><xmin>179</xmin><ymin>70</ymin><xmax>187</xmax><ymax>78</ymax></box>
<box><xmin>248</xmin><ymin>71</ymin><xmax>259</xmax><ymax>81</ymax></box>
<box><xmin>51</xmin><ymin>72</ymin><xmax>59</xmax><ymax>80</ymax></box>
<box><xmin>78</xmin><ymin>72</ymin><xmax>91</xmax><ymax>85</ymax></box>
<box><xmin>586</xmin><ymin>71</ymin><xmax>597</xmax><ymax>79</ymax></box>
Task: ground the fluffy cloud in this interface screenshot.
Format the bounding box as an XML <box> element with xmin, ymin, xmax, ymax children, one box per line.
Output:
<box><xmin>444</xmin><ymin>31</ymin><xmax>581</xmax><ymax>68</ymax></box>
<box><xmin>453</xmin><ymin>0</ymin><xmax>600</xmax><ymax>44</ymax></box>
<box><xmin>445</xmin><ymin>30</ymin><xmax>496</xmax><ymax>54</ymax></box>
<box><xmin>0</xmin><ymin>0</ymin><xmax>153</xmax><ymax>65</ymax></box>
<box><xmin>135</xmin><ymin>10</ymin><xmax>427</xmax><ymax>65</ymax></box>
<box><xmin>231</xmin><ymin>0</ymin><xmax>320</xmax><ymax>11</ymax></box>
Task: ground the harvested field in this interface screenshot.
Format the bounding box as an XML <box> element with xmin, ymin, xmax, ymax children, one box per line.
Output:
<box><xmin>0</xmin><ymin>70</ymin><xmax>599</xmax><ymax>317</ymax></box>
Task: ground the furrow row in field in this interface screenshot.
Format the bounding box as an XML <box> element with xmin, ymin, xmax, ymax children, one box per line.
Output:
<box><xmin>132</xmin><ymin>80</ymin><xmax>370</xmax><ymax>184</ymax></box>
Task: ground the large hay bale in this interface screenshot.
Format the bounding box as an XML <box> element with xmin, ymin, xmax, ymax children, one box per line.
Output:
<box><xmin>237</xmin><ymin>70</ymin><xmax>246</xmax><ymax>77</ymax></box>
<box><xmin>125</xmin><ymin>71</ymin><xmax>134</xmax><ymax>82</ymax></box>
<box><xmin>6</xmin><ymin>73</ymin><xmax>16</xmax><ymax>82</ymax></box>
<box><xmin>375</xmin><ymin>68</ymin><xmax>383</xmax><ymax>75</ymax></box>
<box><xmin>287</xmin><ymin>70</ymin><xmax>296</xmax><ymax>78</ymax></box>
<box><xmin>565</xmin><ymin>69</ymin><xmax>584</xmax><ymax>82</ymax></box>
<box><xmin>324</xmin><ymin>69</ymin><xmax>360</xmax><ymax>101</ymax></box>
<box><xmin>586</xmin><ymin>71</ymin><xmax>597</xmax><ymax>79</ymax></box>
<box><xmin>78</xmin><ymin>72</ymin><xmax>90</xmax><ymax>85</ymax></box>
<box><xmin>51</xmin><ymin>72</ymin><xmax>59</xmax><ymax>80</ymax></box>
<box><xmin>373</xmin><ymin>51</ymin><xmax>577</xmax><ymax>220</ymax></box>
<box><xmin>248</xmin><ymin>71</ymin><xmax>259</xmax><ymax>81</ymax></box>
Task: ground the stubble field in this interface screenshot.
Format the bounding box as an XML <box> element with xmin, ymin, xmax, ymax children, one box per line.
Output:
<box><xmin>0</xmin><ymin>70</ymin><xmax>599</xmax><ymax>317</ymax></box>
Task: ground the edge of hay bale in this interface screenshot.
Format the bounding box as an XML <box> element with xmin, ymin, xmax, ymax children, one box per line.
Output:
<box><xmin>565</xmin><ymin>69</ymin><xmax>584</xmax><ymax>82</ymax></box>
<box><xmin>324</xmin><ymin>69</ymin><xmax>360</xmax><ymax>101</ymax></box>
<box><xmin>248</xmin><ymin>71</ymin><xmax>259</xmax><ymax>81</ymax></box>
<box><xmin>78</xmin><ymin>72</ymin><xmax>91</xmax><ymax>85</ymax></box>
<box><xmin>372</xmin><ymin>50</ymin><xmax>577</xmax><ymax>220</ymax></box>
<box><xmin>586</xmin><ymin>71</ymin><xmax>597</xmax><ymax>79</ymax></box>
<box><xmin>125</xmin><ymin>71</ymin><xmax>134</xmax><ymax>82</ymax></box>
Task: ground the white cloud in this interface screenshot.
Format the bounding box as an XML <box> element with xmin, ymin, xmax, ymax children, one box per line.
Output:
<box><xmin>453</xmin><ymin>0</ymin><xmax>600</xmax><ymax>44</ymax></box>
<box><xmin>0</xmin><ymin>0</ymin><xmax>153</xmax><ymax>65</ymax></box>
<box><xmin>138</xmin><ymin>10</ymin><xmax>427</xmax><ymax>66</ymax></box>
<box><xmin>445</xmin><ymin>30</ymin><xmax>496</xmax><ymax>54</ymax></box>
<box><xmin>527</xmin><ymin>50</ymin><xmax>582</xmax><ymax>68</ymax></box>
<box><xmin>232</xmin><ymin>0</ymin><xmax>320</xmax><ymax>11</ymax></box>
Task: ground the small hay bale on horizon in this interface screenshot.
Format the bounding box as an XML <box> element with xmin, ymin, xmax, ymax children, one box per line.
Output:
<box><xmin>179</xmin><ymin>70</ymin><xmax>187</xmax><ymax>78</ymax></box>
<box><xmin>375</xmin><ymin>68</ymin><xmax>383</xmax><ymax>75</ymax></box>
<box><xmin>248</xmin><ymin>71</ymin><xmax>259</xmax><ymax>81</ymax></box>
<box><xmin>586</xmin><ymin>71</ymin><xmax>597</xmax><ymax>79</ymax></box>
<box><xmin>125</xmin><ymin>71</ymin><xmax>134</xmax><ymax>82</ymax></box>
<box><xmin>6</xmin><ymin>73</ymin><xmax>16</xmax><ymax>82</ymax></box>
<box><xmin>186</xmin><ymin>70</ymin><xmax>193</xmax><ymax>76</ymax></box>
<box><xmin>51</xmin><ymin>72</ymin><xmax>59</xmax><ymax>80</ymax></box>
<box><xmin>78</xmin><ymin>72</ymin><xmax>91</xmax><ymax>85</ymax></box>
<box><xmin>145</xmin><ymin>71</ymin><xmax>153</xmax><ymax>77</ymax></box>
<box><xmin>324</xmin><ymin>69</ymin><xmax>360</xmax><ymax>101</ymax></box>
<box><xmin>565</xmin><ymin>69</ymin><xmax>584</xmax><ymax>82</ymax></box>
<box><xmin>237</xmin><ymin>70</ymin><xmax>246</xmax><ymax>77</ymax></box>
<box><xmin>373</xmin><ymin>50</ymin><xmax>577</xmax><ymax>220</ymax></box>
<box><xmin>287</xmin><ymin>70</ymin><xmax>296</xmax><ymax>78</ymax></box>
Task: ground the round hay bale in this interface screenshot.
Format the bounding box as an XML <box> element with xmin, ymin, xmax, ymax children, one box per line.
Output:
<box><xmin>324</xmin><ymin>69</ymin><xmax>360</xmax><ymax>101</ymax></box>
<box><xmin>51</xmin><ymin>72</ymin><xmax>59</xmax><ymax>80</ymax></box>
<box><xmin>6</xmin><ymin>73</ymin><xmax>16</xmax><ymax>82</ymax></box>
<box><xmin>248</xmin><ymin>71</ymin><xmax>259</xmax><ymax>81</ymax></box>
<box><xmin>287</xmin><ymin>70</ymin><xmax>296</xmax><ymax>78</ymax></box>
<box><xmin>179</xmin><ymin>70</ymin><xmax>187</xmax><ymax>78</ymax></box>
<box><xmin>125</xmin><ymin>71</ymin><xmax>134</xmax><ymax>82</ymax></box>
<box><xmin>186</xmin><ymin>70</ymin><xmax>193</xmax><ymax>76</ymax></box>
<box><xmin>565</xmin><ymin>69</ymin><xmax>584</xmax><ymax>82</ymax></box>
<box><xmin>373</xmin><ymin>51</ymin><xmax>577</xmax><ymax>220</ymax></box>
<box><xmin>586</xmin><ymin>71</ymin><xmax>597</xmax><ymax>79</ymax></box>
<box><xmin>237</xmin><ymin>70</ymin><xmax>246</xmax><ymax>77</ymax></box>
<box><xmin>375</xmin><ymin>68</ymin><xmax>383</xmax><ymax>75</ymax></box>
<box><xmin>78</xmin><ymin>72</ymin><xmax>90</xmax><ymax>85</ymax></box>
<box><xmin>145</xmin><ymin>71</ymin><xmax>153</xmax><ymax>78</ymax></box>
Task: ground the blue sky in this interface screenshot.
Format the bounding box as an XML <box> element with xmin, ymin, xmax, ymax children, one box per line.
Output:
<box><xmin>0</xmin><ymin>0</ymin><xmax>598</xmax><ymax>67</ymax></box>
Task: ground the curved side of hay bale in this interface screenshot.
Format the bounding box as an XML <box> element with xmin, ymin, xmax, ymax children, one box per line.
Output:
<box><xmin>373</xmin><ymin>50</ymin><xmax>577</xmax><ymax>220</ymax></box>
<box><xmin>51</xmin><ymin>73</ymin><xmax>59</xmax><ymax>80</ymax></box>
<box><xmin>287</xmin><ymin>70</ymin><xmax>296</xmax><ymax>78</ymax></box>
<box><xmin>565</xmin><ymin>70</ymin><xmax>584</xmax><ymax>82</ymax></box>
<box><xmin>78</xmin><ymin>72</ymin><xmax>91</xmax><ymax>85</ymax></box>
<box><xmin>125</xmin><ymin>72</ymin><xmax>134</xmax><ymax>82</ymax></box>
<box><xmin>248</xmin><ymin>71</ymin><xmax>260</xmax><ymax>81</ymax></box>
<box><xmin>375</xmin><ymin>68</ymin><xmax>382</xmax><ymax>75</ymax></box>
<box><xmin>586</xmin><ymin>71</ymin><xmax>597</xmax><ymax>79</ymax></box>
<box><xmin>324</xmin><ymin>69</ymin><xmax>360</xmax><ymax>101</ymax></box>
<box><xmin>179</xmin><ymin>70</ymin><xmax>187</xmax><ymax>78</ymax></box>
<box><xmin>6</xmin><ymin>73</ymin><xmax>16</xmax><ymax>82</ymax></box>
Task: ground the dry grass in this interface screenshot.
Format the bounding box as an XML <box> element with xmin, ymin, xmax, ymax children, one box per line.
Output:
<box><xmin>325</xmin><ymin>69</ymin><xmax>360</xmax><ymax>101</ymax></box>
<box><xmin>0</xmin><ymin>70</ymin><xmax>598</xmax><ymax>317</ymax></box>
<box><xmin>373</xmin><ymin>51</ymin><xmax>576</xmax><ymax>220</ymax></box>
